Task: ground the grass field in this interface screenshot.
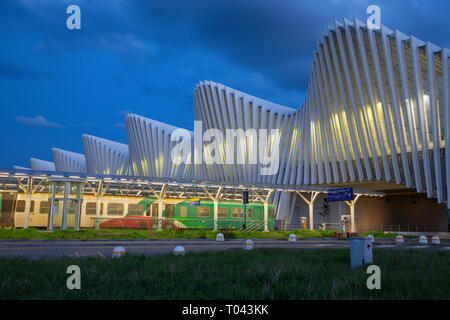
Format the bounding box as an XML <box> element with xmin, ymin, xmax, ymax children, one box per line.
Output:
<box><xmin>0</xmin><ymin>227</ymin><xmax>402</xmax><ymax>240</ymax></box>
<box><xmin>0</xmin><ymin>248</ymin><xmax>448</xmax><ymax>299</ymax></box>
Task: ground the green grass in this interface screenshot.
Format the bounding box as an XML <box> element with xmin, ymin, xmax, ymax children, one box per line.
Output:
<box><xmin>0</xmin><ymin>227</ymin><xmax>405</xmax><ymax>240</ymax></box>
<box><xmin>0</xmin><ymin>248</ymin><xmax>448</xmax><ymax>299</ymax></box>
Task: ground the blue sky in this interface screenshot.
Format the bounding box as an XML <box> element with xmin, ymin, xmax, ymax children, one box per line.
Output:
<box><xmin>0</xmin><ymin>0</ymin><xmax>449</xmax><ymax>168</ymax></box>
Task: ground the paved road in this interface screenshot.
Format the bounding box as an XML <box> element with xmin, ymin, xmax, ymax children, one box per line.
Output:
<box><xmin>0</xmin><ymin>239</ymin><xmax>449</xmax><ymax>259</ymax></box>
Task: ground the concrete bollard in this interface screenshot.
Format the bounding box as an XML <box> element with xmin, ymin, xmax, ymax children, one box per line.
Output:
<box><xmin>244</xmin><ymin>239</ymin><xmax>254</xmax><ymax>250</ymax></box>
<box><xmin>431</xmin><ymin>235</ymin><xmax>440</xmax><ymax>245</ymax></box>
<box><xmin>173</xmin><ymin>246</ymin><xmax>185</xmax><ymax>256</ymax></box>
<box><xmin>112</xmin><ymin>246</ymin><xmax>126</xmax><ymax>258</ymax></box>
<box><xmin>288</xmin><ymin>234</ymin><xmax>297</xmax><ymax>242</ymax></box>
<box><xmin>395</xmin><ymin>235</ymin><xmax>404</xmax><ymax>244</ymax></box>
<box><xmin>366</xmin><ymin>235</ymin><xmax>374</xmax><ymax>243</ymax></box>
<box><xmin>216</xmin><ymin>233</ymin><xmax>225</xmax><ymax>242</ymax></box>
<box><xmin>419</xmin><ymin>235</ymin><xmax>428</xmax><ymax>244</ymax></box>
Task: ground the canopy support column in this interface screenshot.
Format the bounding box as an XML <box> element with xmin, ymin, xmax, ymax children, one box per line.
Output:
<box><xmin>157</xmin><ymin>184</ymin><xmax>168</xmax><ymax>231</ymax></box>
<box><xmin>263</xmin><ymin>190</ymin><xmax>274</xmax><ymax>232</ymax></box>
<box><xmin>74</xmin><ymin>183</ymin><xmax>82</xmax><ymax>231</ymax></box>
<box><xmin>95</xmin><ymin>181</ymin><xmax>103</xmax><ymax>229</ymax></box>
<box><xmin>61</xmin><ymin>181</ymin><xmax>70</xmax><ymax>230</ymax></box>
<box><xmin>345</xmin><ymin>194</ymin><xmax>362</xmax><ymax>233</ymax></box>
<box><xmin>297</xmin><ymin>191</ymin><xmax>320</xmax><ymax>230</ymax></box>
<box><xmin>23</xmin><ymin>177</ymin><xmax>33</xmax><ymax>229</ymax></box>
<box><xmin>213</xmin><ymin>187</ymin><xmax>223</xmax><ymax>230</ymax></box>
<box><xmin>48</xmin><ymin>181</ymin><xmax>57</xmax><ymax>231</ymax></box>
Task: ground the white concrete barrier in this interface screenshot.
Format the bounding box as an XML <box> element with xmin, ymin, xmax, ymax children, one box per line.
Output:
<box><xmin>288</xmin><ymin>234</ymin><xmax>297</xmax><ymax>242</ymax></box>
<box><xmin>216</xmin><ymin>233</ymin><xmax>225</xmax><ymax>242</ymax></box>
<box><xmin>395</xmin><ymin>235</ymin><xmax>404</xmax><ymax>244</ymax></box>
<box><xmin>244</xmin><ymin>239</ymin><xmax>254</xmax><ymax>250</ymax></box>
<box><xmin>431</xmin><ymin>236</ymin><xmax>440</xmax><ymax>245</ymax></box>
<box><xmin>419</xmin><ymin>235</ymin><xmax>428</xmax><ymax>244</ymax></box>
<box><xmin>112</xmin><ymin>246</ymin><xmax>126</xmax><ymax>258</ymax></box>
<box><xmin>173</xmin><ymin>246</ymin><xmax>185</xmax><ymax>256</ymax></box>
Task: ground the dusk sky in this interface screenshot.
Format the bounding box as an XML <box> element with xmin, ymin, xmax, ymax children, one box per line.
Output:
<box><xmin>1</xmin><ymin>0</ymin><xmax>449</xmax><ymax>169</ymax></box>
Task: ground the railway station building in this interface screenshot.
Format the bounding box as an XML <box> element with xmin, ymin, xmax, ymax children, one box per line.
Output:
<box><xmin>1</xmin><ymin>18</ymin><xmax>449</xmax><ymax>233</ymax></box>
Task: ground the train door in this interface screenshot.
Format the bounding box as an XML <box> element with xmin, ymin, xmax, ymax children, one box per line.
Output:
<box><xmin>66</xmin><ymin>200</ymin><xmax>78</xmax><ymax>228</ymax></box>
<box><xmin>0</xmin><ymin>193</ymin><xmax>16</xmax><ymax>227</ymax></box>
<box><xmin>51</xmin><ymin>199</ymin><xmax>63</xmax><ymax>229</ymax></box>
<box><xmin>48</xmin><ymin>199</ymin><xmax>80</xmax><ymax>229</ymax></box>
<box><xmin>149</xmin><ymin>203</ymin><xmax>158</xmax><ymax>230</ymax></box>
<box><xmin>165</xmin><ymin>204</ymin><xmax>174</xmax><ymax>218</ymax></box>
<box><xmin>152</xmin><ymin>203</ymin><xmax>159</xmax><ymax>218</ymax></box>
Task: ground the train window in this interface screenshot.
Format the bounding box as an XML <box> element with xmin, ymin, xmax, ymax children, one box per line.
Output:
<box><xmin>247</xmin><ymin>208</ymin><xmax>253</xmax><ymax>219</ymax></box>
<box><xmin>107</xmin><ymin>203</ymin><xmax>124</xmax><ymax>216</ymax></box>
<box><xmin>197</xmin><ymin>206</ymin><xmax>211</xmax><ymax>218</ymax></box>
<box><xmin>218</xmin><ymin>207</ymin><xmax>228</xmax><ymax>218</ymax></box>
<box><xmin>269</xmin><ymin>208</ymin><xmax>275</xmax><ymax>218</ymax></box>
<box><xmin>15</xmin><ymin>200</ymin><xmax>34</xmax><ymax>213</ymax></box>
<box><xmin>86</xmin><ymin>202</ymin><xmax>103</xmax><ymax>215</ymax></box>
<box><xmin>128</xmin><ymin>204</ymin><xmax>144</xmax><ymax>216</ymax></box>
<box><xmin>231</xmin><ymin>207</ymin><xmax>244</xmax><ymax>218</ymax></box>
<box><xmin>16</xmin><ymin>200</ymin><xmax>25</xmax><ymax>212</ymax></box>
<box><xmin>180</xmin><ymin>206</ymin><xmax>188</xmax><ymax>217</ymax></box>
<box><xmin>68</xmin><ymin>201</ymin><xmax>77</xmax><ymax>215</ymax></box>
<box><xmin>39</xmin><ymin>201</ymin><xmax>50</xmax><ymax>214</ymax></box>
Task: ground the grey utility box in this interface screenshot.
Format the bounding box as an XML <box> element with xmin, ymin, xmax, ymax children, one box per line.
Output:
<box><xmin>350</xmin><ymin>237</ymin><xmax>373</xmax><ymax>269</ymax></box>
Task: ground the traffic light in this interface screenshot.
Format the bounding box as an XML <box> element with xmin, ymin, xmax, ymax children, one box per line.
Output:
<box><xmin>243</xmin><ymin>191</ymin><xmax>249</xmax><ymax>204</ymax></box>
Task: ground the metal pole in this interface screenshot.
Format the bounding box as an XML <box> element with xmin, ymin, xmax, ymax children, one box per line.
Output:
<box><xmin>95</xmin><ymin>181</ymin><xmax>103</xmax><ymax>230</ymax></box>
<box><xmin>48</xmin><ymin>182</ymin><xmax>56</xmax><ymax>231</ymax></box>
<box><xmin>158</xmin><ymin>198</ymin><xmax>163</xmax><ymax>231</ymax></box>
<box><xmin>263</xmin><ymin>201</ymin><xmax>269</xmax><ymax>232</ymax></box>
<box><xmin>61</xmin><ymin>181</ymin><xmax>70</xmax><ymax>230</ymax></box>
<box><xmin>213</xmin><ymin>199</ymin><xmax>218</xmax><ymax>231</ymax></box>
<box><xmin>74</xmin><ymin>183</ymin><xmax>81</xmax><ymax>231</ymax></box>
<box><xmin>24</xmin><ymin>177</ymin><xmax>33</xmax><ymax>229</ymax></box>
<box><xmin>244</xmin><ymin>202</ymin><xmax>247</xmax><ymax>248</ymax></box>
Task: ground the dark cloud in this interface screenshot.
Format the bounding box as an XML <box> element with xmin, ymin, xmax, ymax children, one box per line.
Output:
<box><xmin>4</xmin><ymin>0</ymin><xmax>448</xmax><ymax>92</ymax></box>
<box><xmin>1</xmin><ymin>0</ymin><xmax>450</xmax><ymax>168</ymax></box>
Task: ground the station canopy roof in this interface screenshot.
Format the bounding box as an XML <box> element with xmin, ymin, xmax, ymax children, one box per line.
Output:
<box><xmin>0</xmin><ymin>169</ymin><xmax>385</xmax><ymax>201</ymax></box>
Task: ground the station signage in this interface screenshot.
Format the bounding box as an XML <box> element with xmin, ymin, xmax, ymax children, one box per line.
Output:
<box><xmin>327</xmin><ymin>188</ymin><xmax>353</xmax><ymax>202</ymax></box>
<box><xmin>189</xmin><ymin>198</ymin><xmax>200</xmax><ymax>206</ymax></box>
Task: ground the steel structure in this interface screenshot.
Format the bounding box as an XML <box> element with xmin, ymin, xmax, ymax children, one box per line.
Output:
<box><xmin>289</xmin><ymin>18</ymin><xmax>449</xmax><ymax>200</ymax></box>
<box><xmin>30</xmin><ymin>158</ymin><xmax>55</xmax><ymax>171</ymax></box>
<box><xmin>0</xmin><ymin>169</ymin><xmax>384</xmax><ymax>231</ymax></box>
<box><xmin>52</xmin><ymin>148</ymin><xmax>87</xmax><ymax>173</ymax></box>
<box><xmin>82</xmin><ymin>134</ymin><xmax>132</xmax><ymax>176</ymax></box>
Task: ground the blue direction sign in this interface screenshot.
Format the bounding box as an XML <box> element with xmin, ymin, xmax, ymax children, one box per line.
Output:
<box><xmin>189</xmin><ymin>198</ymin><xmax>200</xmax><ymax>206</ymax></box>
<box><xmin>327</xmin><ymin>188</ymin><xmax>353</xmax><ymax>202</ymax></box>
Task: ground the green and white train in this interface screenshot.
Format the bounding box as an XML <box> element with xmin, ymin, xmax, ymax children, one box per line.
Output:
<box><xmin>6</xmin><ymin>193</ymin><xmax>276</xmax><ymax>230</ymax></box>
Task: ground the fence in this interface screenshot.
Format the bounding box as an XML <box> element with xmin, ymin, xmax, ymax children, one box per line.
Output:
<box><xmin>92</xmin><ymin>217</ymin><xmax>267</xmax><ymax>231</ymax></box>
<box><xmin>382</xmin><ymin>225</ymin><xmax>446</xmax><ymax>233</ymax></box>
<box><xmin>273</xmin><ymin>221</ymin><xmax>343</xmax><ymax>231</ymax></box>
<box><xmin>83</xmin><ymin>217</ymin><xmax>447</xmax><ymax>233</ymax></box>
